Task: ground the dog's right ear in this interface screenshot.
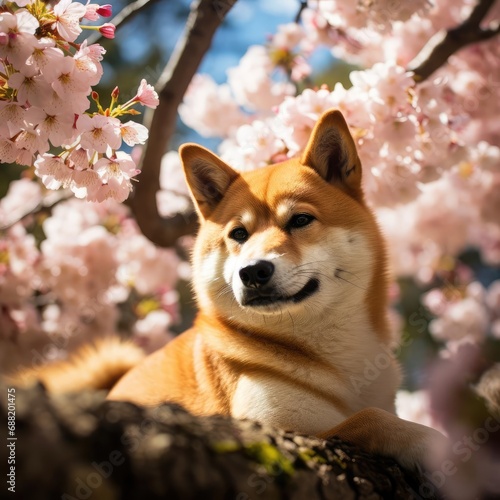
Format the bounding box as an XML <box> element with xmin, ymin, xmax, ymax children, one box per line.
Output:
<box><xmin>179</xmin><ymin>143</ymin><xmax>240</xmax><ymax>220</ymax></box>
<box><xmin>301</xmin><ymin>109</ymin><xmax>363</xmax><ymax>202</ymax></box>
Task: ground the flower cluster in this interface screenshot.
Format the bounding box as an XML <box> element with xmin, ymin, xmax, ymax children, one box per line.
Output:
<box><xmin>423</xmin><ymin>278</ymin><xmax>500</xmax><ymax>345</ymax></box>
<box><xmin>0</xmin><ymin>1</ymin><xmax>159</xmax><ymax>202</ymax></box>
<box><xmin>0</xmin><ymin>179</ymin><xmax>182</xmax><ymax>370</ymax></box>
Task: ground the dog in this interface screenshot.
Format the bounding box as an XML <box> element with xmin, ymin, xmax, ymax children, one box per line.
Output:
<box><xmin>12</xmin><ymin>110</ymin><xmax>445</xmax><ymax>469</ymax></box>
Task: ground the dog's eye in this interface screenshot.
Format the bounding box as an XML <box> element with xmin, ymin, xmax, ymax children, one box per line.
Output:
<box><xmin>288</xmin><ymin>213</ymin><xmax>315</xmax><ymax>229</ymax></box>
<box><xmin>229</xmin><ymin>227</ymin><xmax>248</xmax><ymax>242</ymax></box>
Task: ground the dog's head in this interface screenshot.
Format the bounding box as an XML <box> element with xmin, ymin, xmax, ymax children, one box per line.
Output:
<box><xmin>180</xmin><ymin>110</ymin><xmax>388</xmax><ymax>335</ymax></box>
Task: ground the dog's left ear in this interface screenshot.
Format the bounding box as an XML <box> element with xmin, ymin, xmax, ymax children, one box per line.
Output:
<box><xmin>179</xmin><ymin>143</ymin><xmax>240</xmax><ymax>220</ymax></box>
<box><xmin>301</xmin><ymin>109</ymin><xmax>363</xmax><ymax>200</ymax></box>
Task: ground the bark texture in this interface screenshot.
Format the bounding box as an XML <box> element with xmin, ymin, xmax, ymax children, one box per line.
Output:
<box><xmin>1</xmin><ymin>384</ymin><xmax>440</xmax><ymax>500</ymax></box>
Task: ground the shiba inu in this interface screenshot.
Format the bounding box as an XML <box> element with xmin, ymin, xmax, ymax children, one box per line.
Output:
<box><xmin>13</xmin><ymin>110</ymin><xmax>445</xmax><ymax>469</ymax></box>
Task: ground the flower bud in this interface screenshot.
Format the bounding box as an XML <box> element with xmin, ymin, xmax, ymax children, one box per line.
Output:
<box><xmin>99</xmin><ymin>23</ymin><xmax>116</xmax><ymax>39</ymax></box>
<box><xmin>97</xmin><ymin>4</ymin><xmax>113</xmax><ymax>17</ymax></box>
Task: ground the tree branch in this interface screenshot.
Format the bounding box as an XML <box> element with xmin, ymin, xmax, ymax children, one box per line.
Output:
<box><xmin>5</xmin><ymin>384</ymin><xmax>440</xmax><ymax>500</ymax></box>
<box><xmin>87</xmin><ymin>0</ymin><xmax>163</xmax><ymax>45</ymax></box>
<box><xmin>409</xmin><ymin>0</ymin><xmax>500</xmax><ymax>82</ymax></box>
<box><xmin>130</xmin><ymin>0</ymin><xmax>237</xmax><ymax>247</ymax></box>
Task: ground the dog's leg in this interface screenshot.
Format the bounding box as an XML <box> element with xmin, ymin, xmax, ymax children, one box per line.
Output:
<box><xmin>318</xmin><ymin>407</ymin><xmax>447</xmax><ymax>470</ymax></box>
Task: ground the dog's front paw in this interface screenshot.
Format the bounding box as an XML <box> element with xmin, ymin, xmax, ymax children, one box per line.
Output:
<box><xmin>392</xmin><ymin>421</ymin><xmax>448</xmax><ymax>471</ymax></box>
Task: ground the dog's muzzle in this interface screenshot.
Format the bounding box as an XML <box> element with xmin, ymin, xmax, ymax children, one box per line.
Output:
<box><xmin>238</xmin><ymin>260</ymin><xmax>319</xmax><ymax>307</ymax></box>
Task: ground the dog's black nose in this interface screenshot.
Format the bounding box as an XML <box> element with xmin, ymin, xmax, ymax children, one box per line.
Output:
<box><xmin>239</xmin><ymin>260</ymin><xmax>275</xmax><ymax>288</ymax></box>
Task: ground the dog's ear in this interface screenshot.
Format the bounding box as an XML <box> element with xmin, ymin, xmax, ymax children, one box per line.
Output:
<box><xmin>301</xmin><ymin>110</ymin><xmax>363</xmax><ymax>200</ymax></box>
<box><xmin>179</xmin><ymin>143</ymin><xmax>239</xmax><ymax>219</ymax></box>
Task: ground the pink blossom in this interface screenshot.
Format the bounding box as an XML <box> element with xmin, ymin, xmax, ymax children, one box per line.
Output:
<box><xmin>34</xmin><ymin>154</ymin><xmax>73</xmax><ymax>189</ymax></box>
<box><xmin>8</xmin><ymin>66</ymin><xmax>52</xmax><ymax>108</ymax></box>
<box><xmin>395</xmin><ymin>390</ymin><xmax>441</xmax><ymax>431</ymax></box>
<box><xmin>0</xmin><ymin>179</ymin><xmax>42</xmax><ymax>228</ymax></box>
<box><xmin>0</xmin><ymin>10</ymin><xmax>39</xmax><ymax>70</ymax></box>
<box><xmin>40</xmin><ymin>223</ymin><xmax>118</xmax><ymax>306</ymax></box>
<box><xmin>0</xmin><ymin>223</ymin><xmax>39</xmax><ymax>305</ymax></box>
<box><xmin>120</xmin><ymin>121</ymin><xmax>148</xmax><ymax>146</ymax></box>
<box><xmin>116</xmin><ymin>231</ymin><xmax>180</xmax><ymax>294</ymax></box>
<box><xmin>71</xmin><ymin>168</ymin><xmax>102</xmax><ymax>199</ymax></box>
<box><xmin>223</xmin><ymin>119</ymin><xmax>285</xmax><ymax>171</ymax></box>
<box><xmin>68</xmin><ymin>147</ymin><xmax>91</xmax><ymax>170</ymax></box>
<box><xmin>227</xmin><ymin>45</ymin><xmax>295</xmax><ymax>112</ymax></box>
<box><xmin>73</xmin><ymin>41</ymin><xmax>104</xmax><ymax>87</ymax></box>
<box><xmin>15</xmin><ymin>124</ymin><xmax>49</xmax><ymax>156</ymax></box>
<box><xmin>271</xmin><ymin>23</ymin><xmax>306</xmax><ymax>51</ymax></box>
<box><xmin>83</xmin><ymin>3</ymin><xmax>101</xmax><ymax>21</ymax></box>
<box><xmin>179</xmin><ymin>74</ymin><xmax>245</xmax><ymax>138</ymax></box>
<box><xmin>0</xmin><ymin>139</ymin><xmax>20</xmax><ymax>164</ymax></box>
<box><xmin>45</xmin><ymin>55</ymin><xmax>92</xmax><ymax>98</ymax></box>
<box><xmin>27</xmin><ymin>108</ymin><xmax>76</xmax><ymax>147</ymax></box>
<box><xmin>26</xmin><ymin>38</ymin><xmax>64</xmax><ymax>73</ymax></box>
<box><xmin>93</xmin><ymin>151</ymin><xmax>139</xmax><ymax>182</ymax></box>
<box><xmin>134</xmin><ymin>79</ymin><xmax>159</xmax><ymax>108</ymax></box>
<box><xmin>41</xmin><ymin>87</ymin><xmax>90</xmax><ymax>116</ymax></box>
<box><xmin>133</xmin><ymin>310</ymin><xmax>175</xmax><ymax>353</ymax></box>
<box><xmin>0</xmin><ymin>101</ymin><xmax>26</xmax><ymax>138</ymax></box>
<box><xmin>156</xmin><ymin>151</ymin><xmax>192</xmax><ymax>217</ymax></box>
<box><xmin>89</xmin><ymin>176</ymin><xmax>132</xmax><ymax>203</ymax></box>
<box><xmin>53</xmin><ymin>0</ymin><xmax>87</xmax><ymax>43</ymax></box>
<box><xmin>83</xmin><ymin>3</ymin><xmax>111</xmax><ymax>21</ymax></box>
<box><xmin>77</xmin><ymin>114</ymin><xmax>122</xmax><ymax>153</ymax></box>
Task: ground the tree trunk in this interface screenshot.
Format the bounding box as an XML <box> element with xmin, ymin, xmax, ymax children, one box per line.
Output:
<box><xmin>1</xmin><ymin>384</ymin><xmax>439</xmax><ymax>500</ymax></box>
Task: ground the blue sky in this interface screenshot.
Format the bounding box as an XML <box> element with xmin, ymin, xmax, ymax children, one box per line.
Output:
<box><xmin>114</xmin><ymin>0</ymin><xmax>328</xmax><ymax>83</ymax></box>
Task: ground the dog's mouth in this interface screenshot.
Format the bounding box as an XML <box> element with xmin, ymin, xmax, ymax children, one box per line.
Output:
<box><xmin>241</xmin><ymin>278</ymin><xmax>319</xmax><ymax>307</ymax></box>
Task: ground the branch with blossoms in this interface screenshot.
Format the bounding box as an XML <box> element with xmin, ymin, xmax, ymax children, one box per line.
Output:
<box><xmin>409</xmin><ymin>0</ymin><xmax>500</xmax><ymax>81</ymax></box>
<box><xmin>87</xmin><ymin>0</ymin><xmax>162</xmax><ymax>45</ymax></box>
<box><xmin>0</xmin><ymin>0</ymin><xmax>159</xmax><ymax>203</ymax></box>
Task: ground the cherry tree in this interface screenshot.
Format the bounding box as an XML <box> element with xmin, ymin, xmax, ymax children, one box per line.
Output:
<box><xmin>1</xmin><ymin>0</ymin><xmax>500</xmax><ymax>496</ymax></box>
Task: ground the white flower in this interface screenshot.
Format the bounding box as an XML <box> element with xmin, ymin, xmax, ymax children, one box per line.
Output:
<box><xmin>77</xmin><ymin>114</ymin><xmax>122</xmax><ymax>153</ymax></box>
<box><xmin>120</xmin><ymin>121</ymin><xmax>148</xmax><ymax>147</ymax></box>
<box><xmin>53</xmin><ymin>0</ymin><xmax>86</xmax><ymax>43</ymax></box>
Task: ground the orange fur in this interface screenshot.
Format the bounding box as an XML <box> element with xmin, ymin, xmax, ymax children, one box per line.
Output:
<box><xmin>9</xmin><ymin>337</ymin><xmax>144</xmax><ymax>393</ymax></box>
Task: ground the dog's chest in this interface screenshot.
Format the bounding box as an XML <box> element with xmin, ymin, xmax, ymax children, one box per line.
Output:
<box><xmin>230</xmin><ymin>372</ymin><xmax>346</xmax><ymax>435</ymax></box>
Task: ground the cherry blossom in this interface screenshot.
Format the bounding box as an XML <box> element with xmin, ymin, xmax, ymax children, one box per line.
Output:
<box><xmin>34</xmin><ymin>154</ymin><xmax>73</xmax><ymax>190</ymax></box>
<box><xmin>133</xmin><ymin>79</ymin><xmax>160</xmax><ymax>108</ymax></box>
<box><xmin>53</xmin><ymin>0</ymin><xmax>87</xmax><ymax>43</ymax></box>
<box><xmin>227</xmin><ymin>45</ymin><xmax>295</xmax><ymax>112</ymax></box>
<box><xmin>0</xmin><ymin>179</ymin><xmax>41</xmax><ymax>228</ymax></box>
<box><xmin>120</xmin><ymin>121</ymin><xmax>149</xmax><ymax>147</ymax></box>
<box><xmin>84</xmin><ymin>3</ymin><xmax>112</xmax><ymax>21</ymax></box>
<box><xmin>0</xmin><ymin>0</ymin><xmax>154</xmax><ymax>203</ymax></box>
<box><xmin>0</xmin><ymin>10</ymin><xmax>39</xmax><ymax>70</ymax></box>
<box><xmin>179</xmin><ymin>74</ymin><xmax>245</xmax><ymax>138</ymax></box>
<box><xmin>156</xmin><ymin>151</ymin><xmax>192</xmax><ymax>217</ymax></box>
<box><xmin>77</xmin><ymin>114</ymin><xmax>122</xmax><ymax>153</ymax></box>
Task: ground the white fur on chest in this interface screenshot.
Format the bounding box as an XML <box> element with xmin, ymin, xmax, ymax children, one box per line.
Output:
<box><xmin>231</xmin><ymin>373</ymin><xmax>346</xmax><ymax>435</ymax></box>
<box><xmin>229</xmin><ymin>315</ymin><xmax>401</xmax><ymax>435</ymax></box>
